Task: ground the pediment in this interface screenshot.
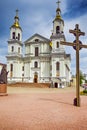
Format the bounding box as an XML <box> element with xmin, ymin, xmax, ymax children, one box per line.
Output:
<box><xmin>24</xmin><ymin>33</ymin><xmax>50</xmax><ymax>44</ymax></box>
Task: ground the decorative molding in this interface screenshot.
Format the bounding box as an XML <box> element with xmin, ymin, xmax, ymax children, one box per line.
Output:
<box><xmin>8</xmin><ymin>40</ymin><xmax>23</xmax><ymax>46</ymax></box>
<box><xmin>25</xmin><ymin>41</ymin><xmax>50</xmax><ymax>46</ymax></box>
<box><xmin>50</xmin><ymin>34</ymin><xmax>65</xmax><ymax>40</ymax></box>
<box><xmin>31</xmin><ymin>67</ymin><xmax>40</xmax><ymax>71</ymax></box>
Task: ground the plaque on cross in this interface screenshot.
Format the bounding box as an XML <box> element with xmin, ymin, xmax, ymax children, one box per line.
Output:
<box><xmin>60</xmin><ymin>24</ymin><xmax>87</xmax><ymax>107</ymax></box>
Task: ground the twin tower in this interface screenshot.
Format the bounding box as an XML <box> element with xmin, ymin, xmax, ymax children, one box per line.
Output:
<box><xmin>6</xmin><ymin>1</ymin><xmax>71</xmax><ymax>88</ymax></box>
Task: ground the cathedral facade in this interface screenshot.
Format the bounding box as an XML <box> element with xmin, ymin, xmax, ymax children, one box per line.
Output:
<box><xmin>6</xmin><ymin>2</ymin><xmax>71</xmax><ymax>88</ymax></box>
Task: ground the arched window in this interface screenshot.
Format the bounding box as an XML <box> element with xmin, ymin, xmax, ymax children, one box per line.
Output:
<box><xmin>35</xmin><ymin>47</ymin><xmax>39</xmax><ymax>56</ymax></box>
<box><xmin>35</xmin><ymin>39</ymin><xmax>39</xmax><ymax>42</ymax></box>
<box><xmin>34</xmin><ymin>61</ymin><xmax>38</xmax><ymax>68</ymax></box>
<box><xmin>34</xmin><ymin>72</ymin><xmax>38</xmax><ymax>83</ymax></box>
<box><xmin>12</xmin><ymin>32</ymin><xmax>15</xmax><ymax>39</ymax></box>
<box><xmin>56</xmin><ymin>42</ymin><xmax>59</xmax><ymax>48</ymax></box>
<box><xmin>10</xmin><ymin>64</ymin><xmax>13</xmax><ymax>72</ymax></box>
<box><xmin>56</xmin><ymin>62</ymin><xmax>60</xmax><ymax>76</ymax></box>
<box><xmin>18</xmin><ymin>47</ymin><xmax>20</xmax><ymax>53</ymax></box>
<box><xmin>56</xmin><ymin>62</ymin><xmax>60</xmax><ymax>71</ymax></box>
<box><xmin>56</xmin><ymin>26</ymin><xmax>60</xmax><ymax>34</ymax></box>
<box><xmin>10</xmin><ymin>64</ymin><xmax>13</xmax><ymax>78</ymax></box>
<box><xmin>22</xmin><ymin>73</ymin><xmax>24</xmax><ymax>77</ymax></box>
<box><xmin>22</xmin><ymin>66</ymin><xmax>24</xmax><ymax>71</ymax></box>
<box><xmin>11</xmin><ymin>46</ymin><xmax>14</xmax><ymax>52</ymax></box>
<box><xmin>18</xmin><ymin>33</ymin><xmax>20</xmax><ymax>41</ymax></box>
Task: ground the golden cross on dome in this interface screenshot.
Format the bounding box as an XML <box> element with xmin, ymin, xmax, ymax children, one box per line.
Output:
<box><xmin>56</xmin><ymin>0</ymin><xmax>61</xmax><ymax>8</ymax></box>
<box><xmin>16</xmin><ymin>9</ymin><xmax>19</xmax><ymax>16</ymax></box>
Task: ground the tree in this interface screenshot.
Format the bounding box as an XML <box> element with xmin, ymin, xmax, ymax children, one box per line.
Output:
<box><xmin>80</xmin><ymin>71</ymin><xmax>85</xmax><ymax>85</ymax></box>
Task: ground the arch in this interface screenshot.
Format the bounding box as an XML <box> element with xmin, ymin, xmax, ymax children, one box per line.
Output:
<box><xmin>34</xmin><ymin>61</ymin><xmax>38</xmax><ymax>68</ymax></box>
<box><xmin>18</xmin><ymin>33</ymin><xmax>20</xmax><ymax>41</ymax></box>
<box><xmin>54</xmin><ymin>82</ymin><xmax>58</xmax><ymax>88</ymax></box>
<box><xmin>35</xmin><ymin>39</ymin><xmax>39</xmax><ymax>42</ymax></box>
<box><xmin>56</xmin><ymin>62</ymin><xmax>60</xmax><ymax>71</ymax></box>
<box><xmin>56</xmin><ymin>42</ymin><xmax>59</xmax><ymax>48</ymax></box>
<box><xmin>10</xmin><ymin>64</ymin><xmax>13</xmax><ymax>72</ymax></box>
<box><xmin>12</xmin><ymin>32</ymin><xmax>15</xmax><ymax>39</ymax></box>
<box><xmin>18</xmin><ymin>47</ymin><xmax>20</xmax><ymax>53</ymax></box>
<box><xmin>56</xmin><ymin>26</ymin><xmax>60</xmax><ymax>34</ymax></box>
<box><xmin>35</xmin><ymin>47</ymin><xmax>39</xmax><ymax>56</ymax></box>
<box><xmin>11</xmin><ymin>46</ymin><xmax>14</xmax><ymax>52</ymax></box>
<box><xmin>22</xmin><ymin>66</ymin><xmax>24</xmax><ymax>71</ymax></box>
<box><xmin>56</xmin><ymin>62</ymin><xmax>60</xmax><ymax>76</ymax></box>
<box><xmin>34</xmin><ymin>72</ymin><xmax>38</xmax><ymax>83</ymax></box>
<box><xmin>10</xmin><ymin>64</ymin><xmax>13</xmax><ymax>78</ymax></box>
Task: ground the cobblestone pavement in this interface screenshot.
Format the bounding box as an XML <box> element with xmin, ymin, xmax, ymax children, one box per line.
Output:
<box><xmin>0</xmin><ymin>87</ymin><xmax>87</xmax><ymax>130</ymax></box>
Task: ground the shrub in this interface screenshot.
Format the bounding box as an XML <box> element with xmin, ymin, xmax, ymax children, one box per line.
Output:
<box><xmin>83</xmin><ymin>89</ymin><xmax>87</xmax><ymax>93</ymax></box>
<box><xmin>80</xmin><ymin>89</ymin><xmax>87</xmax><ymax>96</ymax></box>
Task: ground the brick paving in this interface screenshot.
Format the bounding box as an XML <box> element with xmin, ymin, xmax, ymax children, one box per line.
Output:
<box><xmin>0</xmin><ymin>87</ymin><xmax>87</xmax><ymax>130</ymax></box>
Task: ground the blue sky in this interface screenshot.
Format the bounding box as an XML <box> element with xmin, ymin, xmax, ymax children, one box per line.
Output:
<box><xmin>0</xmin><ymin>0</ymin><xmax>87</xmax><ymax>75</ymax></box>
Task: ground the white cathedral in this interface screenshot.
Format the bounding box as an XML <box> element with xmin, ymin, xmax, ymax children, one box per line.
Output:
<box><xmin>6</xmin><ymin>1</ymin><xmax>71</xmax><ymax>88</ymax></box>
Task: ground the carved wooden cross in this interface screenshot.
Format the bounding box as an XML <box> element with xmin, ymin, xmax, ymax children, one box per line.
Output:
<box><xmin>60</xmin><ymin>24</ymin><xmax>87</xmax><ymax>107</ymax></box>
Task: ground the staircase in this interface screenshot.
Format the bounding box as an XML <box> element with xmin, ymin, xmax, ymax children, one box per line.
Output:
<box><xmin>8</xmin><ymin>82</ymin><xmax>51</xmax><ymax>88</ymax></box>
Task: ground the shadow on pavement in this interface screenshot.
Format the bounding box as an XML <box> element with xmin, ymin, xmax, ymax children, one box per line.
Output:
<box><xmin>39</xmin><ymin>98</ymin><xmax>73</xmax><ymax>106</ymax></box>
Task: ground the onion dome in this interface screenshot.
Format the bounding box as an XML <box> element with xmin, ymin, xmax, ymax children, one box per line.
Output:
<box><xmin>11</xmin><ymin>9</ymin><xmax>22</xmax><ymax>30</ymax></box>
<box><xmin>54</xmin><ymin>0</ymin><xmax>64</xmax><ymax>25</ymax></box>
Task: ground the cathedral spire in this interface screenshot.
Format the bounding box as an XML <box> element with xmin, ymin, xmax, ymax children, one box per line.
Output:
<box><xmin>11</xmin><ymin>9</ymin><xmax>22</xmax><ymax>30</ymax></box>
<box><xmin>14</xmin><ymin>9</ymin><xmax>20</xmax><ymax>27</ymax></box>
<box><xmin>16</xmin><ymin>9</ymin><xmax>19</xmax><ymax>17</ymax></box>
<box><xmin>51</xmin><ymin>0</ymin><xmax>65</xmax><ymax>38</ymax></box>
<box><xmin>55</xmin><ymin>0</ymin><xmax>63</xmax><ymax>23</ymax></box>
<box><xmin>56</xmin><ymin>0</ymin><xmax>61</xmax><ymax>9</ymax></box>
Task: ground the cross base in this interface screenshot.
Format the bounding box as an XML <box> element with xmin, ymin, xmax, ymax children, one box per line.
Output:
<box><xmin>73</xmin><ymin>97</ymin><xmax>80</xmax><ymax>107</ymax></box>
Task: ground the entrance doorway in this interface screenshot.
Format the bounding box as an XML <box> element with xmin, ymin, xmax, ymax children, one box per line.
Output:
<box><xmin>54</xmin><ymin>83</ymin><xmax>58</xmax><ymax>88</ymax></box>
<box><xmin>34</xmin><ymin>72</ymin><xmax>38</xmax><ymax>83</ymax></box>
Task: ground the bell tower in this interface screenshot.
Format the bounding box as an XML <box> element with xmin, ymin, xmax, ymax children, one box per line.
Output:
<box><xmin>6</xmin><ymin>10</ymin><xmax>23</xmax><ymax>82</ymax></box>
<box><xmin>53</xmin><ymin>0</ymin><xmax>64</xmax><ymax>34</ymax></box>
<box><xmin>8</xmin><ymin>9</ymin><xmax>23</xmax><ymax>56</ymax></box>
<box><xmin>50</xmin><ymin>1</ymin><xmax>67</xmax><ymax>85</ymax></box>
<box><xmin>50</xmin><ymin>0</ymin><xmax>65</xmax><ymax>53</ymax></box>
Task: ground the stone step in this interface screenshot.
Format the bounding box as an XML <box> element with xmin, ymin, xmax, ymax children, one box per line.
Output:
<box><xmin>8</xmin><ymin>82</ymin><xmax>51</xmax><ymax>88</ymax></box>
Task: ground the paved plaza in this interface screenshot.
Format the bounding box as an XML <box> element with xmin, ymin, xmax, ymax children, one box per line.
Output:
<box><xmin>0</xmin><ymin>86</ymin><xmax>87</xmax><ymax>130</ymax></box>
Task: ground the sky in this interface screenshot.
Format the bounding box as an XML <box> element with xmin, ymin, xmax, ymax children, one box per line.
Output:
<box><xmin>0</xmin><ymin>0</ymin><xmax>87</xmax><ymax>75</ymax></box>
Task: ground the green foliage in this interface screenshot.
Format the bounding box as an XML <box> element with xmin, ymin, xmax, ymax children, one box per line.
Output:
<box><xmin>83</xmin><ymin>89</ymin><xmax>87</xmax><ymax>93</ymax></box>
<box><xmin>80</xmin><ymin>91</ymin><xmax>87</xmax><ymax>96</ymax></box>
<box><xmin>80</xmin><ymin>89</ymin><xmax>87</xmax><ymax>96</ymax></box>
<box><xmin>80</xmin><ymin>71</ymin><xmax>85</xmax><ymax>85</ymax></box>
<box><xmin>85</xmin><ymin>80</ymin><xmax>87</xmax><ymax>83</ymax></box>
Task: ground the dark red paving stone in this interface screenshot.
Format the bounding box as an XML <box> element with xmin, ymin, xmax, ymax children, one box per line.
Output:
<box><xmin>0</xmin><ymin>91</ymin><xmax>87</xmax><ymax>130</ymax></box>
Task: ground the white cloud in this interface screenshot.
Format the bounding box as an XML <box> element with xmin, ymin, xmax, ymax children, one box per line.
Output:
<box><xmin>0</xmin><ymin>37</ymin><xmax>7</xmax><ymax>64</ymax></box>
<box><xmin>64</xmin><ymin>13</ymin><xmax>87</xmax><ymax>74</ymax></box>
<box><xmin>22</xmin><ymin>10</ymin><xmax>53</xmax><ymax>40</ymax></box>
<box><xmin>0</xmin><ymin>55</ymin><xmax>6</xmax><ymax>63</ymax></box>
<box><xmin>61</xmin><ymin>0</ymin><xmax>67</xmax><ymax>14</ymax></box>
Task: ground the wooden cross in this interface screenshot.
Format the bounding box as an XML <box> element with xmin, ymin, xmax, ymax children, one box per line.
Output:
<box><xmin>60</xmin><ymin>24</ymin><xmax>87</xmax><ymax>107</ymax></box>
